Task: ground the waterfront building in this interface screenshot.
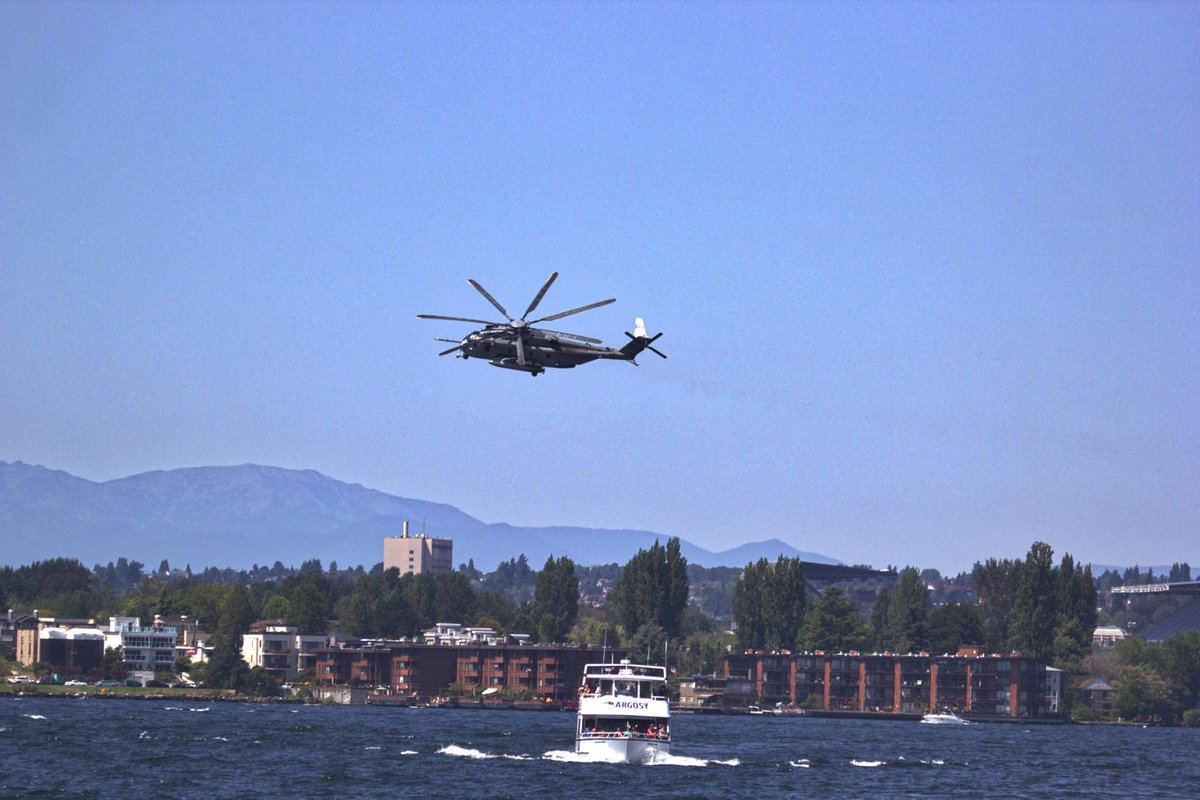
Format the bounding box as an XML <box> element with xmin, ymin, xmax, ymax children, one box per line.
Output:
<box><xmin>38</xmin><ymin>627</ymin><xmax>105</xmax><ymax>674</ymax></box>
<box><xmin>383</xmin><ymin>521</ymin><xmax>453</xmax><ymax>575</ymax></box>
<box><xmin>316</xmin><ymin>640</ymin><xmax>622</xmax><ymax>702</ymax></box>
<box><xmin>677</xmin><ymin>674</ymin><xmax>727</xmax><ymax>711</ymax></box>
<box><xmin>13</xmin><ymin>613</ymin><xmax>100</xmax><ymax>669</ymax></box>
<box><xmin>724</xmin><ymin>648</ymin><xmax>1053</xmax><ymax>718</ymax></box>
<box><xmin>104</xmin><ymin>616</ymin><xmax>178</xmax><ymax>673</ymax></box>
<box><xmin>1077</xmin><ymin>675</ymin><xmax>1114</xmax><ymax>714</ymax></box>
<box><xmin>240</xmin><ymin>621</ymin><xmax>327</xmax><ymax>680</ymax></box>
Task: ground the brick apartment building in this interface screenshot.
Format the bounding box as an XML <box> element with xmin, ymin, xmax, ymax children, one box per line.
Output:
<box><xmin>724</xmin><ymin>646</ymin><xmax>1052</xmax><ymax>718</ymax></box>
<box><xmin>316</xmin><ymin>641</ymin><xmax>623</xmax><ymax>702</ymax></box>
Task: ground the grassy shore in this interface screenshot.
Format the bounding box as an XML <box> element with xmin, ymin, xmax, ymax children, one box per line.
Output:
<box><xmin>0</xmin><ymin>684</ymin><xmax>280</xmax><ymax>701</ymax></box>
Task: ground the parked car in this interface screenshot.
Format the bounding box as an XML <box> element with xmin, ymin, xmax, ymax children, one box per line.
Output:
<box><xmin>6</xmin><ymin>675</ymin><xmax>37</xmax><ymax>684</ymax></box>
<box><xmin>96</xmin><ymin>679</ymin><xmax>121</xmax><ymax>687</ymax></box>
<box><xmin>64</xmin><ymin>680</ymin><xmax>89</xmax><ymax>686</ymax></box>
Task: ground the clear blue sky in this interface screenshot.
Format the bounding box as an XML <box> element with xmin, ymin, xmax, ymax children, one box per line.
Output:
<box><xmin>2</xmin><ymin>2</ymin><xmax>1196</xmax><ymax>575</ymax></box>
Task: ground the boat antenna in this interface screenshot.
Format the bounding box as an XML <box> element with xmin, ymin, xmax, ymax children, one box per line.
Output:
<box><xmin>602</xmin><ymin>625</ymin><xmax>609</xmax><ymax>663</ymax></box>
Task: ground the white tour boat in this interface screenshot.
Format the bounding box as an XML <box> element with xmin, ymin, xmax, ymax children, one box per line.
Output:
<box><xmin>576</xmin><ymin>659</ymin><xmax>670</xmax><ymax>762</ymax></box>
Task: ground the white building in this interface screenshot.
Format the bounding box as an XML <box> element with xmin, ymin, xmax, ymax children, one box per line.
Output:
<box><xmin>241</xmin><ymin>622</ymin><xmax>327</xmax><ymax>680</ymax></box>
<box><xmin>104</xmin><ymin>616</ymin><xmax>178</xmax><ymax>674</ymax></box>
<box><xmin>1092</xmin><ymin>625</ymin><xmax>1128</xmax><ymax>647</ymax></box>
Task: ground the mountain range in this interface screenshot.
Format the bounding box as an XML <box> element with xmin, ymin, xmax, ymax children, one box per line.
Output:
<box><xmin>0</xmin><ymin>461</ymin><xmax>839</xmax><ymax>572</ymax></box>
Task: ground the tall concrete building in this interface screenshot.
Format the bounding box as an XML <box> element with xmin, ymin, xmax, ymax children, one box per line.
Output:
<box><xmin>383</xmin><ymin>521</ymin><xmax>453</xmax><ymax>576</ymax></box>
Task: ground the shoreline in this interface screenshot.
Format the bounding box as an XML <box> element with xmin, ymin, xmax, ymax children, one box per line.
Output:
<box><xmin>0</xmin><ymin>688</ymin><xmax>1090</xmax><ymax>723</ymax></box>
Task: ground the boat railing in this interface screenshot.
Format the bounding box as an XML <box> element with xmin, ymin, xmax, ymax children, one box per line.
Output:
<box><xmin>579</xmin><ymin>730</ymin><xmax>669</xmax><ymax>741</ymax></box>
<box><xmin>577</xmin><ymin>687</ymin><xmax>669</xmax><ymax>701</ymax></box>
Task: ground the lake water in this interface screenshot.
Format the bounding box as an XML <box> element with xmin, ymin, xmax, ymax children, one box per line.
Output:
<box><xmin>2</xmin><ymin>697</ymin><xmax>1196</xmax><ymax>799</ymax></box>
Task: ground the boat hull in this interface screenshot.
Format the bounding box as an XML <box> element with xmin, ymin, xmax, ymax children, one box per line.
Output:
<box><xmin>576</xmin><ymin>735</ymin><xmax>669</xmax><ymax>763</ymax></box>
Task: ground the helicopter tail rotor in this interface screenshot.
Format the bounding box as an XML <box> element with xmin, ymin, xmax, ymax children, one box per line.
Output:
<box><xmin>621</xmin><ymin>320</ymin><xmax>667</xmax><ymax>361</ymax></box>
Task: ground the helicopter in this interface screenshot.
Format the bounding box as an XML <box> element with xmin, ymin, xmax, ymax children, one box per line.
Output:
<box><xmin>418</xmin><ymin>272</ymin><xmax>665</xmax><ymax>376</ymax></box>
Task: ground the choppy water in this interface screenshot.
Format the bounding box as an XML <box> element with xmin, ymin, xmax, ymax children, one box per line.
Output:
<box><xmin>2</xmin><ymin>697</ymin><xmax>1196</xmax><ymax>799</ymax></box>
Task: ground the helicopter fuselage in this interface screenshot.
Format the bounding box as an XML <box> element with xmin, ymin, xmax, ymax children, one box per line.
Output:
<box><xmin>457</xmin><ymin>328</ymin><xmax>629</xmax><ymax>375</ymax></box>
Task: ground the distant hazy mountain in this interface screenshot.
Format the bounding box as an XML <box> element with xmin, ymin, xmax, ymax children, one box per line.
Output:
<box><xmin>0</xmin><ymin>461</ymin><xmax>840</xmax><ymax>571</ymax></box>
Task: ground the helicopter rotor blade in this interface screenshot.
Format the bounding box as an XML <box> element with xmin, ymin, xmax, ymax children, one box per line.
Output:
<box><xmin>418</xmin><ymin>314</ymin><xmax>499</xmax><ymax>325</ymax></box>
<box><xmin>438</xmin><ymin>344</ymin><xmax>466</xmax><ymax>356</ymax></box>
<box><xmin>515</xmin><ymin>332</ymin><xmax>526</xmax><ymax>366</ymax></box>
<box><xmin>529</xmin><ymin>297</ymin><xmax>616</xmax><ymax>325</ymax></box>
<box><xmin>540</xmin><ymin>328</ymin><xmax>603</xmax><ymax>344</ymax></box>
<box><xmin>521</xmin><ymin>272</ymin><xmax>558</xmax><ymax>320</ymax></box>
<box><xmin>468</xmin><ymin>279</ymin><xmax>512</xmax><ymax>321</ymax></box>
<box><xmin>647</xmin><ymin>346</ymin><xmax>668</xmax><ymax>359</ymax></box>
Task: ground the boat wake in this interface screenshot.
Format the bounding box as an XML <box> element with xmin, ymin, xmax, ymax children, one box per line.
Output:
<box><xmin>851</xmin><ymin>756</ymin><xmax>958</xmax><ymax>768</ymax></box>
<box><xmin>646</xmin><ymin>752</ymin><xmax>739</xmax><ymax>767</ymax></box>
<box><xmin>540</xmin><ymin>749</ymin><xmax>737</xmax><ymax>767</ymax></box>
<box><xmin>438</xmin><ymin>744</ymin><xmax>533</xmax><ymax>761</ymax></box>
<box><xmin>542</xmin><ymin>749</ymin><xmax>625</xmax><ymax>764</ymax></box>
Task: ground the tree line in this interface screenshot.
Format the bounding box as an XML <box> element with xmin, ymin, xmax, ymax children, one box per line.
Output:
<box><xmin>728</xmin><ymin>542</ymin><xmax>1100</xmax><ymax>668</ymax></box>
<box><xmin>3</xmin><ymin>540</ymin><xmax>1193</xmax><ymax>710</ymax></box>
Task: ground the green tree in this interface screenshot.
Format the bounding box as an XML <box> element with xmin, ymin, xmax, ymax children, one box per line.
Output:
<box><xmin>799</xmin><ymin>587</ymin><xmax>867</xmax><ymax>652</ymax></box>
<box><xmin>261</xmin><ymin>593</ymin><xmax>292</xmax><ymax>621</ymax></box>
<box><xmin>532</xmin><ymin>555</ymin><xmax>579</xmax><ymax>643</ymax></box>
<box><xmin>972</xmin><ymin>557</ymin><xmax>1022</xmax><ymax>650</ymax></box>
<box><xmin>289</xmin><ymin>573</ymin><xmax>330</xmax><ymax>633</ymax></box>
<box><xmin>1112</xmin><ymin>665</ymin><xmax>1173</xmax><ymax>722</ymax></box>
<box><xmin>1159</xmin><ymin>631</ymin><xmax>1200</xmax><ymax>713</ymax></box>
<box><xmin>627</xmin><ymin>622</ymin><xmax>668</xmax><ymax>663</ymax></box>
<box><xmin>1009</xmin><ymin>542</ymin><xmax>1057</xmax><ymax>660</ymax></box>
<box><xmin>732</xmin><ymin>556</ymin><xmax>806</xmax><ymax>651</ymax></box>
<box><xmin>1053</xmin><ymin>554</ymin><xmax>1096</xmax><ymax>666</ymax></box>
<box><xmin>677</xmin><ymin>631</ymin><xmax>731</xmax><ymax>676</ymax></box>
<box><xmin>869</xmin><ymin>587</ymin><xmax>892</xmax><ymax>650</ymax></box>
<box><xmin>763</xmin><ymin>557</ymin><xmax>807</xmax><ymax>651</ymax></box>
<box><xmin>203</xmin><ymin>582</ymin><xmax>252</xmax><ymax>690</ymax></box>
<box><xmin>242</xmin><ymin>665</ymin><xmax>280</xmax><ymax>697</ymax></box>
<box><xmin>732</xmin><ymin>559</ymin><xmax>768</xmax><ymax>650</ymax></box>
<box><xmin>926</xmin><ymin>602</ymin><xmax>983</xmax><ymax>655</ymax></box>
<box><xmin>613</xmin><ymin>538</ymin><xmax>689</xmax><ymax>641</ymax></box>
<box><xmin>433</xmin><ymin>572</ymin><xmax>476</xmax><ymax>623</ymax></box>
<box><xmin>887</xmin><ymin>567</ymin><xmax>929</xmax><ymax>652</ymax></box>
